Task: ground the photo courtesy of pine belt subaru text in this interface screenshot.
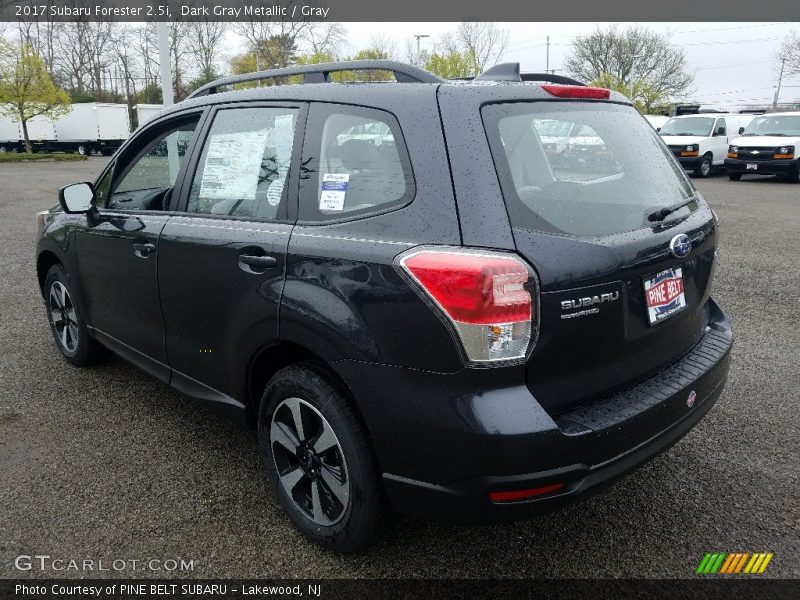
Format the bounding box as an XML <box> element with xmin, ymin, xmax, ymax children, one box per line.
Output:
<box><xmin>36</xmin><ymin>60</ymin><xmax>733</xmax><ymax>552</ymax></box>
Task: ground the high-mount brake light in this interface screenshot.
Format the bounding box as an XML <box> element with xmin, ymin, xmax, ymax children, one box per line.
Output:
<box><xmin>540</xmin><ymin>84</ymin><xmax>611</xmax><ymax>100</ymax></box>
<box><xmin>396</xmin><ymin>247</ymin><xmax>538</xmax><ymax>365</ymax></box>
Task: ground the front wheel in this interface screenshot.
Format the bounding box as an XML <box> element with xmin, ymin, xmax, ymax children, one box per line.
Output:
<box><xmin>728</xmin><ymin>173</ymin><xmax>742</xmax><ymax>181</ymax></box>
<box><xmin>76</xmin><ymin>145</ymin><xmax>88</xmax><ymax>156</ymax></box>
<box><xmin>44</xmin><ymin>264</ymin><xmax>106</xmax><ymax>366</ymax></box>
<box><xmin>258</xmin><ymin>363</ymin><xmax>384</xmax><ymax>552</ymax></box>
<box><xmin>694</xmin><ymin>154</ymin><xmax>713</xmax><ymax>178</ymax></box>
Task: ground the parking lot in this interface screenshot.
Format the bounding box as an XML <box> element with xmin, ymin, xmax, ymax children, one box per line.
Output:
<box><xmin>0</xmin><ymin>158</ymin><xmax>798</xmax><ymax>578</ymax></box>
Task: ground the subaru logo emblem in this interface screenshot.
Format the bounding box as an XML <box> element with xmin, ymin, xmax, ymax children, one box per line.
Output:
<box><xmin>687</xmin><ymin>390</ymin><xmax>697</xmax><ymax>408</ymax></box>
<box><xmin>670</xmin><ymin>234</ymin><xmax>692</xmax><ymax>258</ymax></box>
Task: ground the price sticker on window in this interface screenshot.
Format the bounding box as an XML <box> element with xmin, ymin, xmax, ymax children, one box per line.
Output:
<box><xmin>319</xmin><ymin>173</ymin><xmax>350</xmax><ymax>211</ymax></box>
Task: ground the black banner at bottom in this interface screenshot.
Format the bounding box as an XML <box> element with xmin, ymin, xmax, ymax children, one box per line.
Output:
<box><xmin>2</xmin><ymin>579</ymin><xmax>799</xmax><ymax>600</ymax></box>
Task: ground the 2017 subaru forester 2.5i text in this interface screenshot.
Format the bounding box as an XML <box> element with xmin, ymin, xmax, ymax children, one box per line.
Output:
<box><xmin>36</xmin><ymin>61</ymin><xmax>732</xmax><ymax>552</ymax></box>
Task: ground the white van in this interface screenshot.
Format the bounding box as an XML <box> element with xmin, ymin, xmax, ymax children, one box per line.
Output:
<box><xmin>659</xmin><ymin>113</ymin><xmax>754</xmax><ymax>178</ymax></box>
<box><xmin>644</xmin><ymin>115</ymin><xmax>669</xmax><ymax>131</ymax></box>
<box><xmin>725</xmin><ymin>112</ymin><xmax>800</xmax><ymax>182</ymax></box>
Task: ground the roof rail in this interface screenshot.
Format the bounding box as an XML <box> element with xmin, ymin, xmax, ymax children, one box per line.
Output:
<box><xmin>459</xmin><ymin>63</ymin><xmax>586</xmax><ymax>87</ymax></box>
<box><xmin>188</xmin><ymin>60</ymin><xmax>443</xmax><ymax>98</ymax></box>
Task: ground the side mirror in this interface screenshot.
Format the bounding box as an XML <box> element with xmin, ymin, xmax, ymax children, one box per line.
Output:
<box><xmin>738</xmin><ymin>126</ymin><xmax>745</xmax><ymax>134</ymax></box>
<box><xmin>656</xmin><ymin>127</ymin><xmax>661</xmax><ymax>132</ymax></box>
<box><xmin>715</xmin><ymin>127</ymin><xmax>726</xmax><ymax>136</ymax></box>
<box><xmin>59</xmin><ymin>182</ymin><xmax>95</xmax><ymax>214</ymax></box>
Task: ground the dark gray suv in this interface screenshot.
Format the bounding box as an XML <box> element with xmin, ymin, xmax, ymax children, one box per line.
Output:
<box><xmin>37</xmin><ymin>60</ymin><xmax>732</xmax><ymax>551</ymax></box>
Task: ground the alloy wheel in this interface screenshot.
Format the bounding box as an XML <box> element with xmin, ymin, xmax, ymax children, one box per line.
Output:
<box><xmin>49</xmin><ymin>281</ymin><xmax>79</xmax><ymax>353</ymax></box>
<box><xmin>701</xmin><ymin>158</ymin><xmax>711</xmax><ymax>177</ymax></box>
<box><xmin>270</xmin><ymin>397</ymin><xmax>350</xmax><ymax>526</ymax></box>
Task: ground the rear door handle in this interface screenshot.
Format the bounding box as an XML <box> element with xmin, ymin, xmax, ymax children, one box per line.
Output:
<box><xmin>239</xmin><ymin>254</ymin><xmax>277</xmax><ymax>269</ymax></box>
<box><xmin>132</xmin><ymin>242</ymin><xmax>155</xmax><ymax>258</ymax></box>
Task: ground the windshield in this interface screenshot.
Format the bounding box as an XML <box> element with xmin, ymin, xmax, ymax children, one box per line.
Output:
<box><xmin>742</xmin><ymin>115</ymin><xmax>800</xmax><ymax>137</ymax></box>
<box><xmin>658</xmin><ymin>117</ymin><xmax>716</xmax><ymax>137</ymax></box>
<box><xmin>483</xmin><ymin>102</ymin><xmax>695</xmax><ymax>238</ymax></box>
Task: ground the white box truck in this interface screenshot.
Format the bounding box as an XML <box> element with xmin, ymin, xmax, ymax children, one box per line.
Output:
<box><xmin>52</xmin><ymin>103</ymin><xmax>130</xmax><ymax>155</ymax></box>
<box><xmin>0</xmin><ymin>108</ymin><xmax>57</xmax><ymax>152</ymax></box>
<box><xmin>135</xmin><ymin>104</ymin><xmax>164</xmax><ymax>128</ymax></box>
<box><xmin>0</xmin><ymin>109</ymin><xmax>22</xmax><ymax>152</ymax></box>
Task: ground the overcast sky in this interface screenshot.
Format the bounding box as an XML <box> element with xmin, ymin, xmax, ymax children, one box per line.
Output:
<box><xmin>300</xmin><ymin>21</ymin><xmax>800</xmax><ymax>108</ymax></box>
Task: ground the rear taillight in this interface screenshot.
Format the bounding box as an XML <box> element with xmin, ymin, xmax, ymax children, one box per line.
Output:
<box><xmin>541</xmin><ymin>84</ymin><xmax>611</xmax><ymax>100</ymax></box>
<box><xmin>396</xmin><ymin>247</ymin><xmax>539</xmax><ymax>365</ymax></box>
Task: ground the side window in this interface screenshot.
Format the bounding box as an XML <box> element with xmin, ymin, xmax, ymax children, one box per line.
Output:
<box><xmin>108</xmin><ymin>118</ymin><xmax>199</xmax><ymax>211</ymax></box>
<box><xmin>716</xmin><ymin>118</ymin><xmax>727</xmax><ymax>135</ymax></box>
<box><xmin>299</xmin><ymin>104</ymin><xmax>414</xmax><ymax>221</ymax></box>
<box><xmin>94</xmin><ymin>165</ymin><xmax>114</xmax><ymax>208</ymax></box>
<box><xmin>187</xmin><ymin>106</ymin><xmax>298</xmax><ymax>220</ymax></box>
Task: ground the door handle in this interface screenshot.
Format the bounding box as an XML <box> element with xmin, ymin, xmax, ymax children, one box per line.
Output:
<box><xmin>239</xmin><ymin>254</ymin><xmax>277</xmax><ymax>269</ymax></box>
<box><xmin>132</xmin><ymin>241</ymin><xmax>156</xmax><ymax>258</ymax></box>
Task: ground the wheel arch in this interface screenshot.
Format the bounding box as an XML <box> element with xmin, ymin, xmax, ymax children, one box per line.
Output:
<box><xmin>37</xmin><ymin>250</ymin><xmax>62</xmax><ymax>296</ymax></box>
<box><xmin>244</xmin><ymin>341</ymin><xmax>370</xmax><ymax>439</ymax></box>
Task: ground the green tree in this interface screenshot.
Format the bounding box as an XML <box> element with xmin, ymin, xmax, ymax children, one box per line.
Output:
<box><xmin>0</xmin><ymin>43</ymin><xmax>70</xmax><ymax>153</ymax></box>
<box><xmin>565</xmin><ymin>26</ymin><xmax>693</xmax><ymax>106</ymax></box>
<box><xmin>425</xmin><ymin>49</ymin><xmax>480</xmax><ymax>79</ymax></box>
<box><xmin>590</xmin><ymin>72</ymin><xmax>671</xmax><ymax>114</ymax></box>
<box><xmin>136</xmin><ymin>83</ymin><xmax>163</xmax><ymax>104</ymax></box>
<box><xmin>187</xmin><ymin>68</ymin><xmax>220</xmax><ymax>94</ymax></box>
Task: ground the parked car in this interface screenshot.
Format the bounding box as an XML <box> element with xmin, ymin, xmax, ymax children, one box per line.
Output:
<box><xmin>36</xmin><ymin>60</ymin><xmax>732</xmax><ymax>552</ymax></box>
<box><xmin>659</xmin><ymin>113</ymin><xmax>753</xmax><ymax>178</ymax></box>
<box><xmin>725</xmin><ymin>112</ymin><xmax>800</xmax><ymax>182</ymax></box>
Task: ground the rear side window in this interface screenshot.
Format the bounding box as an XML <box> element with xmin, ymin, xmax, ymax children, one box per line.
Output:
<box><xmin>483</xmin><ymin>102</ymin><xmax>695</xmax><ymax>238</ymax></box>
<box><xmin>187</xmin><ymin>106</ymin><xmax>298</xmax><ymax>220</ymax></box>
<box><xmin>299</xmin><ymin>104</ymin><xmax>414</xmax><ymax>221</ymax></box>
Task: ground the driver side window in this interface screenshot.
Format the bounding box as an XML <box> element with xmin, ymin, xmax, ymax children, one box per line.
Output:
<box><xmin>106</xmin><ymin>118</ymin><xmax>199</xmax><ymax>211</ymax></box>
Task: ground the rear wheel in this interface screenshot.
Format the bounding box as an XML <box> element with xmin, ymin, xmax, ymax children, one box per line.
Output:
<box><xmin>76</xmin><ymin>145</ymin><xmax>88</xmax><ymax>156</ymax></box>
<box><xmin>44</xmin><ymin>264</ymin><xmax>106</xmax><ymax>366</ymax></box>
<box><xmin>694</xmin><ymin>154</ymin><xmax>713</xmax><ymax>178</ymax></box>
<box><xmin>728</xmin><ymin>173</ymin><xmax>742</xmax><ymax>181</ymax></box>
<box><xmin>258</xmin><ymin>363</ymin><xmax>383</xmax><ymax>552</ymax></box>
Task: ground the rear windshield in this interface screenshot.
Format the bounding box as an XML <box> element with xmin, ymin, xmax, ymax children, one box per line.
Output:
<box><xmin>658</xmin><ymin>117</ymin><xmax>716</xmax><ymax>137</ymax></box>
<box><xmin>741</xmin><ymin>115</ymin><xmax>800</xmax><ymax>137</ymax></box>
<box><xmin>482</xmin><ymin>102</ymin><xmax>695</xmax><ymax>238</ymax></box>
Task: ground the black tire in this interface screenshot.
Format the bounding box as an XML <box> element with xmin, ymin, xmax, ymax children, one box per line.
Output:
<box><xmin>728</xmin><ymin>173</ymin><xmax>742</xmax><ymax>181</ymax></box>
<box><xmin>44</xmin><ymin>264</ymin><xmax>106</xmax><ymax>366</ymax></box>
<box><xmin>258</xmin><ymin>363</ymin><xmax>383</xmax><ymax>552</ymax></box>
<box><xmin>792</xmin><ymin>167</ymin><xmax>800</xmax><ymax>184</ymax></box>
<box><xmin>694</xmin><ymin>154</ymin><xmax>713</xmax><ymax>178</ymax></box>
<box><xmin>76</xmin><ymin>145</ymin><xmax>87</xmax><ymax>156</ymax></box>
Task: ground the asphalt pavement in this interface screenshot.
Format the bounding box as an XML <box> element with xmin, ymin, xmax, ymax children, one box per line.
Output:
<box><xmin>0</xmin><ymin>158</ymin><xmax>797</xmax><ymax>578</ymax></box>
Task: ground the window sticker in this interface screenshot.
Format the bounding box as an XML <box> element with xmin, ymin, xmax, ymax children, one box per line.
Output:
<box><xmin>319</xmin><ymin>173</ymin><xmax>349</xmax><ymax>211</ymax></box>
<box><xmin>199</xmin><ymin>130</ymin><xmax>269</xmax><ymax>200</ymax></box>
<box><xmin>267</xmin><ymin>179</ymin><xmax>284</xmax><ymax>206</ymax></box>
<box><xmin>274</xmin><ymin>114</ymin><xmax>295</xmax><ymax>172</ymax></box>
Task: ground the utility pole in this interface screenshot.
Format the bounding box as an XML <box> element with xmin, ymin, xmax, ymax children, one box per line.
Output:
<box><xmin>414</xmin><ymin>34</ymin><xmax>429</xmax><ymax>66</ymax></box>
<box><xmin>157</xmin><ymin>21</ymin><xmax>173</xmax><ymax>107</ymax></box>
<box><xmin>773</xmin><ymin>57</ymin><xmax>787</xmax><ymax>110</ymax></box>
<box><xmin>545</xmin><ymin>36</ymin><xmax>550</xmax><ymax>73</ymax></box>
<box><xmin>157</xmin><ymin>21</ymin><xmax>178</xmax><ymax>182</ymax></box>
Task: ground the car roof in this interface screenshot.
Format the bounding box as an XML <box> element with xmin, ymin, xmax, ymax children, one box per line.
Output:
<box><xmin>160</xmin><ymin>80</ymin><xmax>630</xmax><ymax>120</ymax></box>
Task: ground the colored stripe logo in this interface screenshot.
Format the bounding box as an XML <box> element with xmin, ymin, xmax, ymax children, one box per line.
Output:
<box><xmin>696</xmin><ymin>552</ymin><xmax>773</xmax><ymax>574</ymax></box>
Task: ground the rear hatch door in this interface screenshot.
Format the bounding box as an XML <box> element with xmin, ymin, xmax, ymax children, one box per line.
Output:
<box><xmin>480</xmin><ymin>99</ymin><xmax>718</xmax><ymax>414</ymax></box>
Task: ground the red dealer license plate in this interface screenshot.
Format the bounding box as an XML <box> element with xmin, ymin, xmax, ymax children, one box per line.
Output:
<box><xmin>643</xmin><ymin>267</ymin><xmax>687</xmax><ymax>325</ymax></box>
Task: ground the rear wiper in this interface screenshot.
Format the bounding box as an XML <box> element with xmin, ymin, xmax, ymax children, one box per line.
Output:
<box><xmin>648</xmin><ymin>197</ymin><xmax>696</xmax><ymax>222</ymax></box>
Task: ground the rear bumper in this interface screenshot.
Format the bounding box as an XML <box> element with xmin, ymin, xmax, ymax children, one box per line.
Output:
<box><xmin>725</xmin><ymin>157</ymin><xmax>799</xmax><ymax>175</ymax></box>
<box><xmin>335</xmin><ymin>299</ymin><xmax>732</xmax><ymax>523</ymax></box>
